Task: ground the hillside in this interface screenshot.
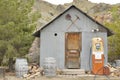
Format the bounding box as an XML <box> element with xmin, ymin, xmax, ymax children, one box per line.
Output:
<box><xmin>33</xmin><ymin>0</ymin><xmax>115</xmax><ymax>29</ymax></box>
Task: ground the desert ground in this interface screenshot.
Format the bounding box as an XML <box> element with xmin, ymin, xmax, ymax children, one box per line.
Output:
<box><xmin>0</xmin><ymin>72</ymin><xmax>120</xmax><ymax>80</ymax></box>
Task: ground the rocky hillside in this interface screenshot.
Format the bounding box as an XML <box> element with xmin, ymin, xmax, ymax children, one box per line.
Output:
<box><xmin>28</xmin><ymin>0</ymin><xmax>120</xmax><ymax>63</ymax></box>
<box><xmin>33</xmin><ymin>0</ymin><xmax>115</xmax><ymax>28</ymax></box>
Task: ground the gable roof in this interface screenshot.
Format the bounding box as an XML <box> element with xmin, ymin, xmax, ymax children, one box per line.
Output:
<box><xmin>33</xmin><ymin>5</ymin><xmax>113</xmax><ymax>37</ymax></box>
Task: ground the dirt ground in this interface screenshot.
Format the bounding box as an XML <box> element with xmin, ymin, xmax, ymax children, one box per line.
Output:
<box><xmin>0</xmin><ymin>74</ymin><xmax>120</xmax><ymax>80</ymax></box>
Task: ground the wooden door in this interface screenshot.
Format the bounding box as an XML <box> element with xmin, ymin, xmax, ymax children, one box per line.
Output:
<box><xmin>65</xmin><ymin>32</ymin><xmax>81</xmax><ymax>69</ymax></box>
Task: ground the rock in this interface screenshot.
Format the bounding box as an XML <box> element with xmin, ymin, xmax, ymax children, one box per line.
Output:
<box><xmin>56</xmin><ymin>5</ymin><xmax>65</xmax><ymax>13</ymax></box>
<box><xmin>107</xmin><ymin>63</ymin><xmax>120</xmax><ymax>77</ymax></box>
<box><xmin>94</xmin><ymin>12</ymin><xmax>113</xmax><ymax>23</ymax></box>
<box><xmin>88</xmin><ymin>3</ymin><xmax>111</xmax><ymax>14</ymax></box>
<box><xmin>27</xmin><ymin>38</ymin><xmax>40</xmax><ymax>63</ymax></box>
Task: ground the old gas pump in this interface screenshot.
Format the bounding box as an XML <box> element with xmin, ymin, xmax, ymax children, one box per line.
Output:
<box><xmin>91</xmin><ymin>37</ymin><xmax>104</xmax><ymax>75</ymax></box>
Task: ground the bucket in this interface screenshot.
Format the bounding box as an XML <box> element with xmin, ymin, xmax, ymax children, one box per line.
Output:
<box><xmin>43</xmin><ymin>57</ymin><xmax>56</xmax><ymax>77</ymax></box>
<box><xmin>15</xmin><ymin>58</ymin><xmax>28</xmax><ymax>77</ymax></box>
<box><xmin>115</xmin><ymin>60</ymin><xmax>120</xmax><ymax>67</ymax></box>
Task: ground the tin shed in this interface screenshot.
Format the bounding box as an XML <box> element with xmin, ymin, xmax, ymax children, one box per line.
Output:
<box><xmin>34</xmin><ymin>5</ymin><xmax>113</xmax><ymax>71</ymax></box>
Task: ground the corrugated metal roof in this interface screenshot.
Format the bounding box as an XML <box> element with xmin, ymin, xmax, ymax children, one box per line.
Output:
<box><xmin>33</xmin><ymin>5</ymin><xmax>114</xmax><ymax>37</ymax></box>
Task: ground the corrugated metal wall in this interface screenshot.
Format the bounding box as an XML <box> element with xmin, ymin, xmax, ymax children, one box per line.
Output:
<box><xmin>40</xmin><ymin>7</ymin><xmax>108</xmax><ymax>70</ymax></box>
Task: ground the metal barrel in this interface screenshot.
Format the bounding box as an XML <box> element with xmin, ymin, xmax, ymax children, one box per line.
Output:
<box><xmin>0</xmin><ymin>67</ymin><xmax>5</xmax><ymax>79</ymax></box>
<box><xmin>115</xmin><ymin>60</ymin><xmax>120</xmax><ymax>67</ymax></box>
<box><xmin>43</xmin><ymin>57</ymin><xmax>56</xmax><ymax>77</ymax></box>
<box><xmin>15</xmin><ymin>58</ymin><xmax>28</xmax><ymax>77</ymax></box>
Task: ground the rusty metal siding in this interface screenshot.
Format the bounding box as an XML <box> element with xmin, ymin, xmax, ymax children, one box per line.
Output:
<box><xmin>40</xmin><ymin>7</ymin><xmax>108</xmax><ymax>70</ymax></box>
